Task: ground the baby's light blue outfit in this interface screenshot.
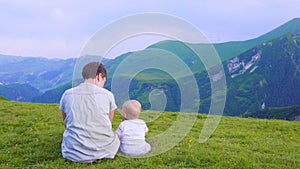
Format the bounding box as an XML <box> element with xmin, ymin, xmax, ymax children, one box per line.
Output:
<box><xmin>116</xmin><ymin>119</ymin><xmax>151</xmax><ymax>156</ymax></box>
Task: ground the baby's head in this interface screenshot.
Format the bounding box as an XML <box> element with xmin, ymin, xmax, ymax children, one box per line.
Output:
<box><xmin>122</xmin><ymin>100</ymin><xmax>142</xmax><ymax>120</ymax></box>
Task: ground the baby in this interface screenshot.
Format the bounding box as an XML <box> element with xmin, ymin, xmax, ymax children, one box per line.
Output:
<box><xmin>116</xmin><ymin>100</ymin><xmax>151</xmax><ymax>156</ymax></box>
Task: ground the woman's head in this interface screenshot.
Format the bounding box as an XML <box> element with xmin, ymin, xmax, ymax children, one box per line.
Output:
<box><xmin>122</xmin><ymin>100</ymin><xmax>142</xmax><ymax>120</ymax></box>
<box><xmin>82</xmin><ymin>62</ymin><xmax>100</xmax><ymax>80</ymax></box>
<box><xmin>82</xmin><ymin>62</ymin><xmax>107</xmax><ymax>87</ymax></box>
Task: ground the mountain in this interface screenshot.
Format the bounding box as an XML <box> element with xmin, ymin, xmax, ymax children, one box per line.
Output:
<box><xmin>104</xmin><ymin>28</ymin><xmax>300</xmax><ymax>117</ymax></box>
<box><xmin>242</xmin><ymin>105</ymin><xmax>300</xmax><ymax>121</ymax></box>
<box><xmin>102</xmin><ymin>19</ymin><xmax>300</xmax><ymax>117</ymax></box>
<box><xmin>0</xmin><ymin>54</ymin><xmax>25</xmax><ymax>64</ymax></box>
<box><xmin>99</xmin><ymin>18</ymin><xmax>300</xmax><ymax>81</ymax></box>
<box><xmin>38</xmin><ymin>31</ymin><xmax>300</xmax><ymax>118</ymax></box>
<box><xmin>0</xmin><ymin>54</ymin><xmax>111</xmax><ymax>92</ymax></box>
<box><xmin>249</xmin><ymin>18</ymin><xmax>300</xmax><ymax>47</ymax></box>
<box><xmin>147</xmin><ymin>18</ymin><xmax>300</xmax><ymax>65</ymax></box>
<box><xmin>1</xmin><ymin>18</ymin><xmax>300</xmax><ymax>120</ymax></box>
<box><xmin>0</xmin><ymin>55</ymin><xmax>111</xmax><ymax>103</ymax></box>
<box><xmin>0</xmin><ymin>55</ymin><xmax>76</xmax><ymax>91</ymax></box>
<box><xmin>32</xmin><ymin>82</ymin><xmax>72</xmax><ymax>103</ymax></box>
<box><xmin>214</xmin><ymin>18</ymin><xmax>300</xmax><ymax>61</ymax></box>
<box><xmin>0</xmin><ymin>83</ymin><xmax>41</xmax><ymax>102</ymax></box>
<box><xmin>0</xmin><ymin>95</ymin><xmax>9</xmax><ymax>101</ymax></box>
<box><xmin>223</xmin><ymin>32</ymin><xmax>300</xmax><ymax>116</ymax></box>
<box><xmin>124</xmin><ymin>32</ymin><xmax>300</xmax><ymax>117</ymax></box>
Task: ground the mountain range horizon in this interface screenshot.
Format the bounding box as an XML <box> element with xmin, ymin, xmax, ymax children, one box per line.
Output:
<box><xmin>1</xmin><ymin>17</ymin><xmax>300</xmax><ymax>60</ymax></box>
<box><xmin>1</xmin><ymin>17</ymin><xmax>300</xmax><ymax>121</ymax></box>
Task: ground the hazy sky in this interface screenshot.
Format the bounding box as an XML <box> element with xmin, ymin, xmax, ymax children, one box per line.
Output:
<box><xmin>1</xmin><ymin>0</ymin><xmax>300</xmax><ymax>59</ymax></box>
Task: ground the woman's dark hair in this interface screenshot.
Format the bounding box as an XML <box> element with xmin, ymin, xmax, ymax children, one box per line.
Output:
<box><xmin>82</xmin><ymin>62</ymin><xmax>100</xmax><ymax>80</ymax></box>
<box><xmin>81</xmin><ymin>62</ymin><xmax>107</xmax><ymax>80</ymax></box>
<box><xmin>97</xmin><ymin>63</ymin><xmax>107</xmax><ymax>78</ymax></box>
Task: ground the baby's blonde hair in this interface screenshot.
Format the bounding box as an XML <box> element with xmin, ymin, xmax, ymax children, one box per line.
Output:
<box><xmin>122</xmin><ymin>100</ymin><xmax>142</xmax><ymax>120</ymax></box>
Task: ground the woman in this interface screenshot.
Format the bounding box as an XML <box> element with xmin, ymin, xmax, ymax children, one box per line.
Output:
<box><xmin>59</xmin><ymin>62</ymin><xmax>120</xmax><ymax>163</ymax></box>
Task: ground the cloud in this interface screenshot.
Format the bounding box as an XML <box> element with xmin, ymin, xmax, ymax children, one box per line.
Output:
<box><xmin>81</xmin><ymin>13</ymin><xmax>213</xmax><ymax>59</ymax></box>
<box><xmin>0</xmin><ymin>36</ymin><xmax>86</xmax><ymax>58</ymax></box>
<box><xmin>0</xmin><ymin>0</ymin><xmax>300</xmax><ymax>58</ymax></box>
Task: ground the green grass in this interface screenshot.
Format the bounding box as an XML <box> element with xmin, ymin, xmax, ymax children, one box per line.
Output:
<box><xmin>0</xmin><ymin>99</ymin><xmax>299</xmax><ymax>168</ymax></box>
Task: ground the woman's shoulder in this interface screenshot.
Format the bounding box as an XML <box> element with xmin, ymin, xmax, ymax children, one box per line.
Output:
<box><xmin>62</xmin><ymin>88</ymin><xmax>74</xmax><ymax>96</ymax></box>
<box><xmin>95</xmin><ymin>86</ymin><xmax>112</xmax><ymax>94</ymax></box>
<box><xmin>99</xmin><ymin>88</ymin><xmax>115</xmax><ymax>99</ymax></box>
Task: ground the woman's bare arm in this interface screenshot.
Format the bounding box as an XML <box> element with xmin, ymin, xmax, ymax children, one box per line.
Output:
<box><xmin>62</xmin><ymin>110</ymin><xmax>66</xmax><ymax>128</ymax></box>
<box><xmin>109</xmin><ymin>110</ymin><xmax>115</xmax><ymax>123</ymax></box>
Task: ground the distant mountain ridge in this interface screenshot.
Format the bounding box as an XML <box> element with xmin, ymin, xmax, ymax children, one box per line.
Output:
<box><xmin>1</xmin><ymin>18</ymin><xmax>300</xmax><ymax>120</ymax></box>
<box><xmin>0</xmin><ymin>55</ymin><xmax>111</xmax><ymax>102</ymax></box>
<box><xmin>0</xmin><ymin>55</ymin><xmax>76</xmax><ymax>91</ymax></box>
<box><xmin>0</xmin><ymin>83</ymin><xmax>40</xmax><ymax>102</ymax></box>
<box><xmin>32</xmin><ymin>82</ymin><xmax>72</xmax><ymax>103</ymax></box>
<box><xmin>147</xmin><ymin>18</ymin><xmax>300</xmax><ymax>65</ymax></box>
<box><xmin>0</xmin><ymin>55</ymin><xmax>112</xmax><ymax>91</ymax></box>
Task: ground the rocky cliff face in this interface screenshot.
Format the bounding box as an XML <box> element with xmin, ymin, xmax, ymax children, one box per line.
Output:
<box><xmin>224</xmin><ymin>33</ymin><xmax>300</xmax><ymax>116</ymax></box>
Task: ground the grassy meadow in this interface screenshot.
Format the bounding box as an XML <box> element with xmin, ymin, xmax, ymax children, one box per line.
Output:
<box><xmin>0</xmin><ymin>98</ymin><xmax>299</xmax><ymax>168</ymax></box>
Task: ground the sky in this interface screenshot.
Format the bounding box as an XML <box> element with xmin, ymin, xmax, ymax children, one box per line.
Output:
<box><xmin>0</xmin><ymin>0</ymin><xmax>300</xmax><ymax>59</ymax></box>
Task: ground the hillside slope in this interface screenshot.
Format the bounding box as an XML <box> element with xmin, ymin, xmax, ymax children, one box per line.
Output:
<box><xmin>223</xmin><ymin>33</ymin><xmax>300</xmax><ymax>116</ymax></box>
<box><xmin>147</xmin><ymin>18</ymin><xmax>300</xmax><ymax>65</ymax></box>
<box><xmin>0</xmin><ymin>83</ymin><xmax>41</xmax><ymax>101</ymax></box>
<box><xmin>214</xmin><ymin>18</ymin><xmax>300</xmax><ymax>61</ymax></box>
<box><xmin>0</xmin><ymin>56</ymin><xmax>76</xmax><ymax>91</ymax></box>
<box><xmin>242</xmin><ymin>105</ymin><xmax>300</xmax><ymax>121</ymax></box>
<box><xmin>0</xmin><ymin>55</ymin><xmax>111</xmax><ymax>92</ymax></box>
<box><xmin>30</xmin><ymin>32</ymin><xmax>300</xmax><ymax>118</ymax></box>
<box><xmin>1</xmin><ymin>18</ymin><xmax>300</xmax><ymax>120</ymax></box>
<box><xmin>32</xmin><ymin>82</ymin><xmax>72</xmax><ymax>103</ymax></box>
<box><xmin>0</xmin><ymin>100</ymin><xmax>299</xmax><ymax>168</ymax></box>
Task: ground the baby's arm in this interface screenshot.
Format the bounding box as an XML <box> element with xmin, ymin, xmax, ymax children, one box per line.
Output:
<box><xmin>116</xmin><ymin>123</ymin><xmax>123</xmax><ymax>140</ymax></box>
<box><xmin>145</xmin><ymin>123</ymin><xmax>149</xmax><ymax>136</ymax></box>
